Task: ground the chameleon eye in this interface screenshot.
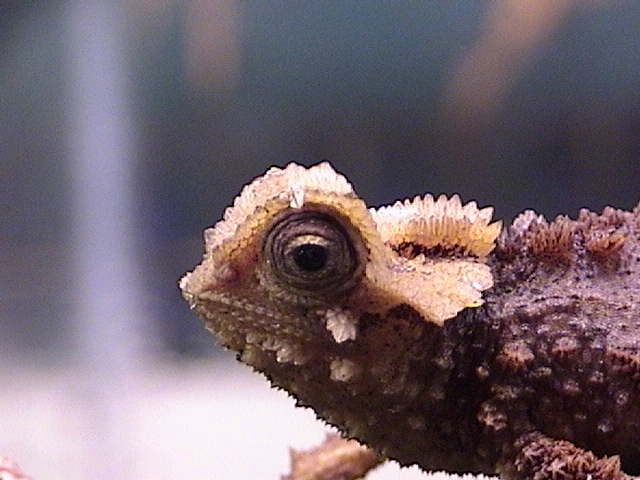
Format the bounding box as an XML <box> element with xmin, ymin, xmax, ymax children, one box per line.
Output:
<box><xmin>291</xmin><ymin>242</ymin><xmax>329</xmax><ymax>272</ymax></box>
<box><xmin>263</xmin><ymin>210</ymin><xmax>361</xmax><ymax>296</ymax></box>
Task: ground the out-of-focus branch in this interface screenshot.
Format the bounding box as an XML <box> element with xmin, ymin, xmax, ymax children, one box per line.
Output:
<box><xmin>443</xmin><ymin>0</ymin><xmax>576</xmax><ymax>124</ymax></box>
<box><xmin>282</xmin><ymin>434</ymin><xmax>383</xmax><ymax>480</ymax></box>
<box><xmin>0</xmin><ymin>456</ymin><xmax>31</xmax><ymax>480</ymax></box>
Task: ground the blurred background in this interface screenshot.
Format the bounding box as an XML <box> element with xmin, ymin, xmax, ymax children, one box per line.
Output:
<box><xmin>1</xmin><ymin>1</ymin><xmax>639</xmax><ymax>478</ymax></box>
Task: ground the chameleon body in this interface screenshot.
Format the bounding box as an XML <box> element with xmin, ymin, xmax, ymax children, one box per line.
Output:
<box><xmin>181</xmin><ymin>162</ymin><xmax>640</xmax><ymax>479</ymax></box>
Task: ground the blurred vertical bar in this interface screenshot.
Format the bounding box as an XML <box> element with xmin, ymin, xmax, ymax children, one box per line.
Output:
<box><xmin>66</xmin><ymin>1</ymin><xmax>144</xmax><ymax>477</ymax></box>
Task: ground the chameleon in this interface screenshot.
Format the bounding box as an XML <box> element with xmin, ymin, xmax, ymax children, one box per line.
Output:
<box><xmin>180</xmin><ymin>162</ymin><xmax>640</xmax><ymax>480</ymax></box>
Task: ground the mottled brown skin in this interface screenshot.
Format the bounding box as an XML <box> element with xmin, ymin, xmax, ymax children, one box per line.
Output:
<box><xmin>181</xmin><ymin>164</ymin><xmax>640</xmax><ymax>480</ymax></box>
<box><xmin>484</xmin><ymin>208</ymin><xmax>640</xmax><ymax>479</ymax></box>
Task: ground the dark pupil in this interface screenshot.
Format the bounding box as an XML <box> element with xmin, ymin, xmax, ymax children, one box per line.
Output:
<box><xmin>291</xmin><ymin>243</ymin><xmax>328</xmax><ymax>272</ymax></box>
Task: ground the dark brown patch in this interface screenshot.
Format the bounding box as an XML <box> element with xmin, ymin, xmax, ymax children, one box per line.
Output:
<box><xmin>393</xmin><ymin>241</ymin><xmax>471</xmax><ymax>260</ymax></box>
<box><xmin>528</xmin><ymin>216</ymin><xmax>575</xmax><ymax>260</ymax></box>
<box><xmin>512</xmin><ymin>433</ymin><xmax>627</xmax><ymax>480</ymax></box>
<box><xmin>608</xmin><ymin>347</ymin><xmax>640</xmax><ymax>378</ymax></box>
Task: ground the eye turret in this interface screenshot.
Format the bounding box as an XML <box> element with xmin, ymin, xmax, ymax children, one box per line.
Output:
<box><xmin>262</xmin><ymin>210</ymin><xmax>364</xmax><ymax>298</ymax></box>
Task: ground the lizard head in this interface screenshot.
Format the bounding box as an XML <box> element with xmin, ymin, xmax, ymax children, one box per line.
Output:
<box><xmin>180</xmin><ymin>162</ymin><xmax>500</xmax><ymax>367</ymax></box>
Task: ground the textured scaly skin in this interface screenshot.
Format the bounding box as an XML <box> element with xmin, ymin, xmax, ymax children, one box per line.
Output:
<box><xmin>181</xmin><ymin>163</ymin><xmax>640</xmax><ymax>479</ymax></box>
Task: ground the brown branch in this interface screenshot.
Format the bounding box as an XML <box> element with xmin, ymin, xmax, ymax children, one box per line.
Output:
<box><xmin>283</xmin><ymin>434</ymin><xmax>383</xmax><ymax>480</ymax></box>
<box><xmin>0</xmin><ymin>457</ymin><xmax>31</xmax><ymax>480</ymax></box>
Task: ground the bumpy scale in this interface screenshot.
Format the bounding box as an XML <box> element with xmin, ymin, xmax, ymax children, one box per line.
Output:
<box><xmin>181</xmin><ymin>162</ymin><xmax>640</xmax><ymax>480</ymax></box>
